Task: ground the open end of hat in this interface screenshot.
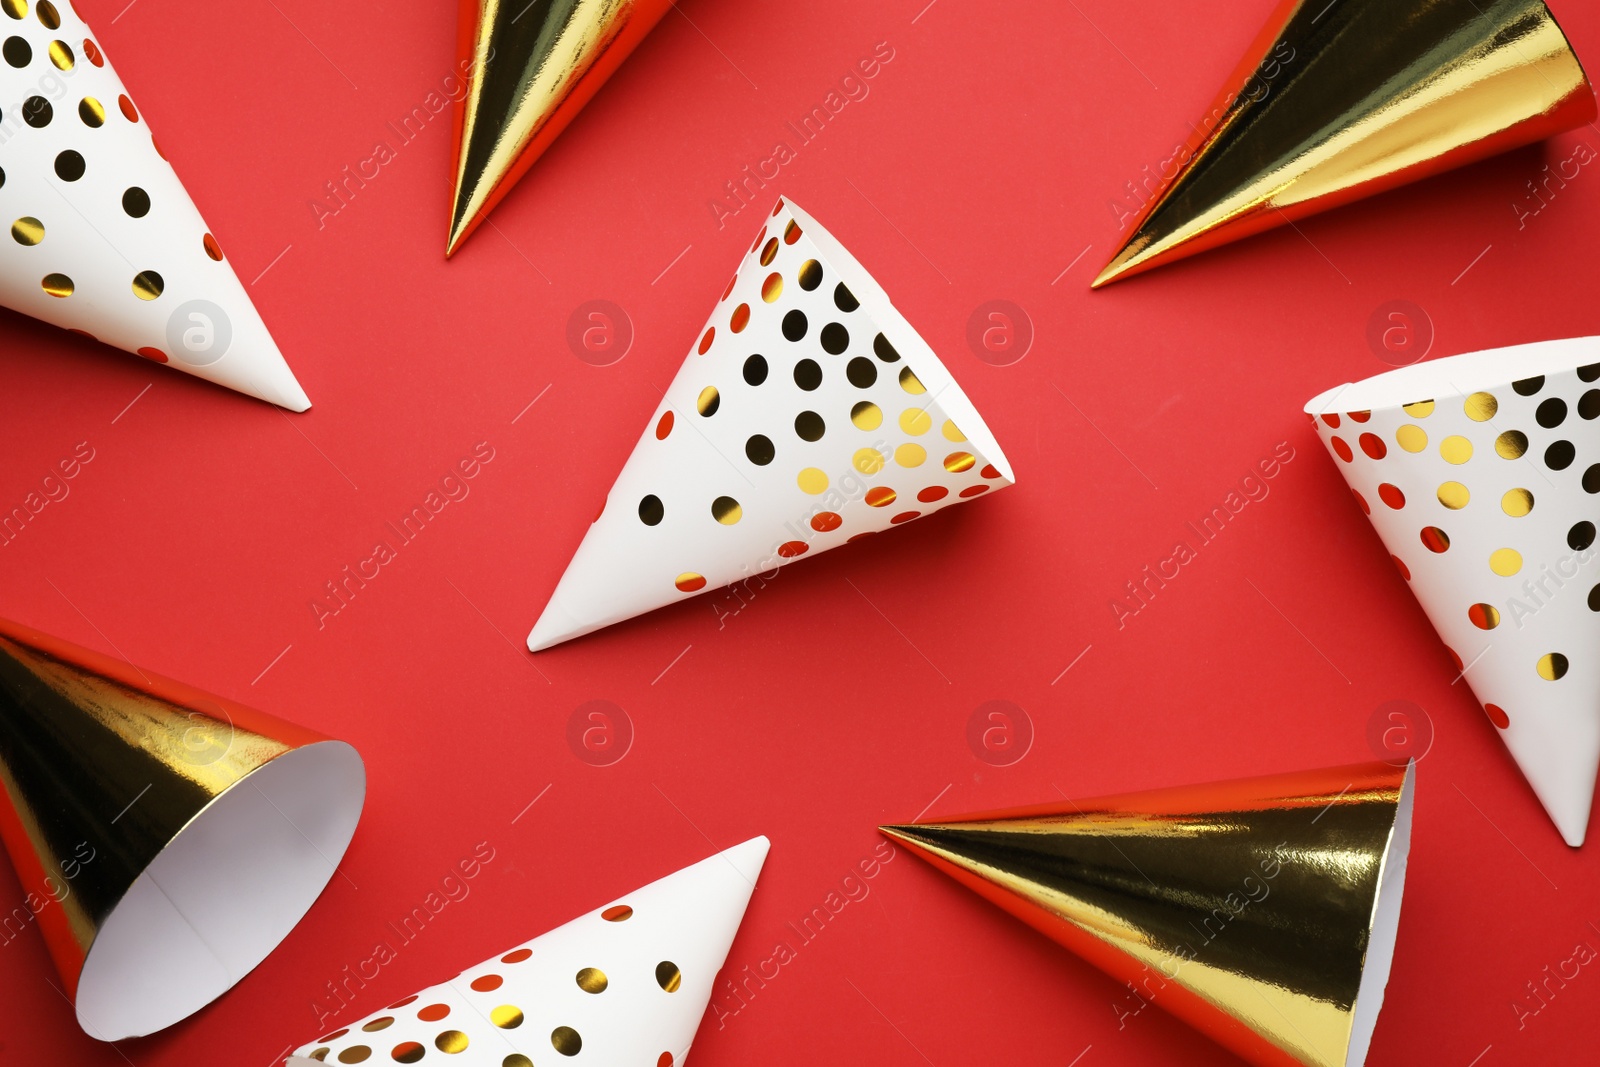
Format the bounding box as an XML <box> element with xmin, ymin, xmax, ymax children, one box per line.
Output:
<box><xmin>1342</xmin><ymin>759</ymin><xmax>1416</xmax><ymax>1067</ymax></box>
<box><xmin>1305</xmin><ymin>336</ymin><xmax>1600</xmax><ymax>415</ymax></box>
<box><xmin>74</xmin><ymin>741</ymin><xmax>365</xmax><ymax>1040</ymax></box>
<box><xmin>781</xmin><ymin>199</ymin><xmax>1015</xmax><ymax>485</ymax></box>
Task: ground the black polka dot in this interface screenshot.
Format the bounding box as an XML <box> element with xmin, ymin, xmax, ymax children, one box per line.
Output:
<box><xmin>3</xmin><ymin>36</ymin><xmax>30</xmax><ymax>67</ymax></box>
<box><xmin>1590</xmin><ymin>584</ymin><xmax>1600</xmax><ymax>612</ymax></box>
<box><xmin>1537</xmin><ymin>398</ymin><xmax>1567</xmax><ymax>428</ymax></box>
<box><xmin>820</xmin><ymin>323</ymin><xmax>849</xmax><ymax>355</ymax></box>
<box><xmin>23</xmin><ymin>96</ymin><xmax>51</xmax><ymax>128</ymax></box>
<box><xmin>638</xmin><ymin>495</ymin><xmax>664</xmax><ymax>526</ymax></box>
<box><xmin>0</xmin><ymin>165</ymin><xmax>6</xmax><ymax>189</ymax></box>
<box><xmin>53</xmin><ymin>150</ymin><xmax>84</xmax><ymax>181</ymax></box>
<box><xmin>782</xmin><ymin>310</ymin><xmax>808</xmax><ymax>341</ymax></box>
<box><xmin>846</xmin><ymin>357</ymin><xmax>877</xmax><ymax>388</ymax></box>
<box><xmin>798</xmin><ymin>260</ymin><xmax>822</xmax><ymax>290</ymax></box>
<box><xmin>793</xmin><ymin>359</ymin><xmax>822</xmax><ymax>391</ymax></box>
<box><xmin>1546</xmin><ymin>440</ymin><xmax>1575</xmax><ymax>470</ymax></box>
<box><xmin>1512</xmin><ymin>376</ymin><xmax>1545</xmax><ymax>396</ymax></box>
<box><xmin>873</xmin><ymin>333</ymin><xmax>900</xmax><ymax>363</ymax></box>
<box><xmin>1585</xmin><ymin>465</ymin><xmax>1600</xmax><ymax>493</ymax></box>
<box><xmin>1580</xmin><ymin>389</ymin><xmax>1600</xmax><ymax>420</ymax></box>
<box><xmin>794</xmin><ymin>411</ymin><xmax>825</xmax><ymax>441</ymax></box>
<box><xmin>742</xmin><ymin>354</ymin><xmax>767</xmax><ymax>386</ymax></box>
<box><xmin>122</xmin><ymin>186</ymin><xmax>150</xmax><ymax>218</ymax></box>
<box><xmin>834</xmin><ymin>283</ymin><xmax>859</xmax><ymax>312</ymax></box>
<box><xmin>1570</xmin><ymin>521</ymin><xmax>1595</xmax><ymax>551</ymax></box>
<box><xmin>746</xmin><ymin>434</ymin><xmax>774</xmax><ymax>465</ymax></box>
<box><xmin>1580</xmin><ymin>363</ymin><xmax>1600</xmax><ymax>383</ymax></box>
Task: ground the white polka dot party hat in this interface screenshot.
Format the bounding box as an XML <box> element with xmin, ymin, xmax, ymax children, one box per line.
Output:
<box><xmin>0</xmin><ymin>0</ymin><xmax>310</xmax><ymax>410</ymax></box>
<box><xmin>1306</xmin><ymin>338</ymin><xmax>1600</xmax><ymax>845</ymax></box>
<box><xmin>527</xmin><ymin>198</ymin><xmax>1015</xmax><ymax>651</ymax></box>
<box><xmin>287</xmin><ymin>836</ymin><xmax>768</xmax><ymax>1067</ymax></box>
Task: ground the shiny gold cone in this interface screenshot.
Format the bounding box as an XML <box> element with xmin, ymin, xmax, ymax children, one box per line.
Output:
<box><xmin>882</xmin><ymin>761</ymin><xmax>1416</xmax><ymax>1067</ymax></box>
<box><xmin>447</xmin><ymin>0</ymin><xmax>675</xmax><ymax>256</ymax></box>
<box><xmin>1092</xmin><ymin>0</ymin><xmax>1596</xmax><ymax>287</ymax></box>
<box><xmin>0</xmin><ymin>616</ymin><xmax>365</xmax><ymax>1040</ymax></box>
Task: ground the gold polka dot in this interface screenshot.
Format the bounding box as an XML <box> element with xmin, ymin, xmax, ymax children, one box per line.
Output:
<box><xmin>798</xmin><ymin>260</ymin><xmax>821</xmax><ymax>288</ymax></box>
<box><xmin>308</xmin><ymin>1050</ymin><xmax>331</xmax><ymax>1062</ymax></box>
<box><xmin>944</xmin><ymin>451</ymin><xmax>976</xmax><ymax>474</ymax></box>
<box><xmin>41</xmin><ymin>272</ymin><xmax>72</xmax><ymax>297</ymax></box>
<box><xmin>576</xmin><ymin>967</ymin><xmax>608</xmax><ymax>993</ymax></box>
<box><xmin>1463</xmin><ymin>392</ymin><xmax>1498</xmax><ymax>421</ymax></box>
<box><xmin>894</xmin><ymin>443</ymin><xmax>926</xmax><ymax>467</ymax></box>
<box><xmin>1395</xmin><ymin>424</ymin><xmax>1427</xmax><ymax>453</ymax></box>
<box><xmin>1468</xmin><ymin>603</ymin><xmax>1500</xmax><ymax>630</ymax></box>
<box><xmin>942</xmin><ymin>420</ymin><xmax>966</xmax><ymax>442</ymax></box>
<box><xmin>132</xmin><ymin>270</ymin><xmax>164</xmax><ymax>300</ymax></box>
<box><xmin>360</xmin><ymin>1017</ymin><xmax>393</xmax><ymax>1032</ymax></box>
<box><xmin>696</xmin><ymin>386</ymin><xmax>719</xmax><ymax>416</ymax></box>
<box><xmin>435</xmin><ymin>1031</ymin><xmax>469</xmax><ymax>1054</ymax></box>
<box><xmin>490</xmin><ymin>1005</ymin><xmax>524</xmax><ymax>1029</ymax></box>
<box><xmin>1</xmin><ymin>0</ymin><xmax>24</xmax><ymax>19</ymax></box>
<box><xmin>1501</xmin><ymin>489</ymin><xmax>1533</xmax><ymax>517</ymax></box>
<box><xmin>853</xmin><ymin>448</ymin><xmax>886</xmax><ymax>474</ymax></box>
<box><xmin>656</xmin><ymin>961</ymin><xmax>682</xmax><ymax>992</ymax></box>
<box><xmin>337</xmin><ymin>1049</ymin><xmax>371</xmax><ymax>1065</ymax></box>
<box><xmin>674</xmin><ymin>572</ymin><xmax>705</xmax><ymax>592</ymax></box>
<box><xmin>1538</xmin><ymin>653</ymin><xmax>1568</xmax><ymax>681</ymax></box>
<box><xmin>850</xmin><ymin>401</ymin><xmax>882</xmax><ymax>430</ymax></box>
<box><xmin>391</xmin><ymin>1045</ymin><xmax>424</xmax><ymax>1065</ymax></box>
<box><xmin>711</xmin><ymin>496</ymin><xmax>742</xmax><ymax>525</ymax></box>
<box><xmin>1489</xmin><ymin>548</ymin><xmax>1522</xmax><ymax>576</ymax></box>
<box><xmin>1495</xmin><ymin>430</ymin><xmax>1527</xmax><ymax>459</ymax></box>
<box><xmin>551</xmin><ymin>1026</ymin><xmax>582</xmax><ymax>1056</ymax></box>
<box><xmin>11</xmin><ymin>217</ymin><xmax>43</xmax><ymax>245</ymax></box>
<box><xmin>899</xmin><ymin>408</ymin><xmax>932</xmax><ymax>436</ymax></box>
<box><xmin>761</xmin><ymin>272</ymin><xmax>782</xmax><ymax>302</ymax></box>
<box><xmin>1402</xmin><ymin>399</ymin><xmax>1435</xmax><ymax>417</ymax></box>
<box><xmin>79</xmin><ymin>96</ymin><xmax>105</xmax><ymax>126</ymax></box>
<box><xmin>760</xmin><ymin>238</ymin><xmax>778</xmax><ymax>265</ymax></box>
<box><xmin>47</xmin><ymin>39</ymin><xmax>70</xmax><ymax>69</ymax></box>
<box><xmin>1440</xmin><ymin>435</ymin><xmax>1472</xmax><ymax>464</ymax></box>
<box><xmin>797</xmin><ymin>468</ymin><xmax>828</xmax><ymax>494</ymax></box>
<box><xmin>898</xmin><ymin>367</ymin><xmax>926</xmax><ymax>395</ymax></box>
<box><xmin>1436</xmin><ymin>481</ymin><xmax>1469</xmax><ymax>509</ymax></box>
<box><xmin>33</xmin><ymin>0</ymin><xmax>55</xmax><ymax>27</ymax></box>
<box><xmin>504</xmin><ymin>1058</ymin><xmax>533</xmax><ymax>1067</ymax></box>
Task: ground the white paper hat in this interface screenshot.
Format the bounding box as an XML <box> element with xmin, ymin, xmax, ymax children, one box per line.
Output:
<box><xmin>0</xmin><ymin>1</ymin><xmax>309</xmax><ymax>409</ymax></box>
<box><xmin>290</xmin><ymin>837</ymin><xmax>769</xmax><ymax>1067</ymax></box>
<box><xmin>1306</xmin><ymin>337</ymin><xmax>1600</xmax><ymax>845</ymax></box>
<box><xmin>528</xmin><ymin>198</ymin><xmax>1015</xmax><ymax>650</ymax></box>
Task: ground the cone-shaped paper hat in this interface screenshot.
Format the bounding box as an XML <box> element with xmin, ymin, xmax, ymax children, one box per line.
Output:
<box><xmin>0</xmin><ymin>2</ymin><xmax>310</xmax><ymax>408</ymax></box>
<box><xmin>0</xmin><ymin>615</ymin><xmax>365</xmax><ymax>1040</ymax></box>
<box><xmin>884</xmin><ymin>762</ymin><xmax>1415</xmax><ymax>1067</ymax></box>
<box><xmin>1307</xmin><ymin>339</ymin><xmax>1600</xmax><ymax>845</ymax></box>
<box><xmin>289</xmin><ymin>836</ymin><xmax>769</xmax><ymax>1066</ymax></box>
<box><xmin>1092</xmin><ymin>0</ymin><xmax>1596</xmax><ymax>288</ymax></box>
<box><xmin>528</xmin><ymin>198</ymin><xmax>1015</xmax><ymax>650</ymax></box>
<box><xmin>446</xmin><ymin>0</ymin><xmax>674</xmax><ymax>256</ymax></box>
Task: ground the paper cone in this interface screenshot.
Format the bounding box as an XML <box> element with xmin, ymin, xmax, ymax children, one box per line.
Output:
<box><xmin>528</xmin><ymin>198</ymin><xmax>1015</xmax><ymax>650</ymax></box>
<box><xmin>1093</xmin><ymin>0</ymin><xmax>1596</xmax><ymax>288</ymax></box>
<box><xmin>1307</xmin><ymin>338</ymin><xmax>1600</xmax><ymax>845</ymax></box>
<box><xmin>884</xmin><ymin>761</ymin><xmax>1416</xmax><ymax>1067</ymax></box>
<box><xmin>446</xmin><ymin>0</ymin><xmax>674</xmax><ymax>255</ymax></box>
<box><xmin>0</xmin><ymin>3</ymin><xmax>309</xmax><ymax>408</ymax></box>
<box><xmin>0</xmin><ymin>615</ymin><xmax>365</xmax><ymax>1040</ymax></box>
<box><xmin>290</xmin><ymin>836</ymin><xmax>769</xmax><ymax>1066</ymax></box>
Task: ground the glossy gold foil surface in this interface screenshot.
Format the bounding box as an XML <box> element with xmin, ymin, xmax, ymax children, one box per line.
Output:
<box><xmin>883</xmin><ymin>761</ymin><xmax>1415</xmax><ymax>1067</ymax></box>
<box><xmin>1093</xmin><ymin>0</ymin><xmax>1595</xmax><ymax>287</ymax></box>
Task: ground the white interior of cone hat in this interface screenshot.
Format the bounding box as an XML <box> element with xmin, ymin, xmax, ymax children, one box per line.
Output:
<box><xmin>1305</xmin><ymin>335</ymin><xmax>1600</xmax><ymax>414</ymax></box>
<box><xmin>784</xmin><ymin>198</ymin><xmax>1015</xmax><ymax>485</ymax></box>
<box><xmin>1343</xmin><ymin>760</ymin><xmax>1416</xmax><ymax>1067</ymax></box>
<box><xmin>74</xmin><ymin>741</ymin><xmax>365</xmax><ymax>1041</ymax></box>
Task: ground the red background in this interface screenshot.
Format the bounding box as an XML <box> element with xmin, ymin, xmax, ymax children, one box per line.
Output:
<box><xmin>3</xmin><ymin>0</ymin><xmax>1599</xmax><ymax>1063</ymax></box>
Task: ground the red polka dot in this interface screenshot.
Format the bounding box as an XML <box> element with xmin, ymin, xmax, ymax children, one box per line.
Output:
<box><xmin>65</xmin><ymin>328</ymin><xmax>96</xmax><ymax>342</ymax></box>
<box><xmin>1351</xmin><ymin>488</ymin><xmax>1370</xmax><ymax>515</ymax></box>
<box><xmin>203</xmin><ymin>233</ymin><xmax>223</xmax><ymax>261</ymax></box>
<box><xmin>136</xmin><ymin>346</ymin><xmax>168</xmax><ymax>363</ymax></box>
<box><xmin>958</xmin><ymin>485</ymin><xmax>989</xmax><ymax>498</ymax></box>
<box><xmin>722</xmin><ymin>273</ymin><xmax>738</xmax><ymax>300</ymax></box>
<box><xmin>917</xmin><ymin>486</ymin><xmax>949</xmax><ymax>503</ymax></box>
<box><xmin>784</xmin><ymin>220</ymin><xmax>802</xmax><ymax>244</ymax></box>
<box><xmin>771</xmin><ymin>199</ymin><xmax>784</xmax><ymax>216</ymax></box>
<box><xmin>847</xmin><ymin>532</ymin><xmax>876</xmax><ymax>543</ymax></box>
<box><xmin>730</xmin><ymin>303</ymin><xmax>750</xmax><ymax>333</ymax></box>
<box><xmin>811</xmin><ymin>511</ymin><xmax>842</xmax><ymax>532</ymax></box>
<box><xmin>417</xmin><ymin>1004</ymin><xmax>450</xmax><ymax>1022</ymax></box>
<box><xmin>890</xmin><ymin>511</ymin><xmax>921</xmax><ymax>524</ymax></box>
<box><xmin>980</xmin><ymin>464</ymin><xmax>1001</xmax><ymax>479</ymax></box>
<box><xmin>319</xmin><ymin>1029</ymin><xmax>349</xmax><ymax>1042</ymax></box>
<box><xmin>698</xmin><ymin>328</ymin><xmax>715</xmax><ymax>354</ymax></box>
<box><xmin>1321</xmin><ymin>413</ymin><xmax>1340</xmax><ymax>428</ymax></box>
<box><xmin>865</xmin><ymin>487</ymin><xmax>897</xmax><ymax>507</ymax></box>
<box><xmin>655</xmin><ymin>411</ymin><xmax>674</xmax><ymax>440</ymax></box>
<box><xmin>83</xmin><ymin>38</ymin><xmax>102</xmax><ymax>66</ymax></box>
<box><xmin>469</xmin><ymin>975</ymin><xmax>503</xmax><ymax>992</ymax></box>
<box><xmin>1330</xmin><ymin>436</ymin><xmax>1353</xmax><ymax>462</ymax></box>
<box><xmin>387</xmin><ymin>996</ymin><xmax>418</xmax><ymax>1009</ymax></box>
<box><xmin>152</xmin><ymin>135</ymin><xmax>166</xmax><ymax>159</ymax></box>
<box><xmin>1378</xmin><ymin>483</ymin><xmax>1405</xmax><ymax>509</ymax></box>
<box><xmin>500</xmin><ymin>948</ymin><xmax>533</xmax><ymax>963</ymax></box>
<box><xmin>392</xmin><ymin>1042</ymin><xmax>425</xmax><ymax>1062</ymax></box>
<box><xmin>1359</xmin><ymin>432</ymin><xmax>1387</xmax><ymax>459</ymax></box>
<box><xmin>778</xmin><ymin>540</ymin><xmax>808</xmax><ymax>558</ymax></box>
<box><xmin>750</xmin><ymin>227</ymin><xmax>766</xmax><ymax>253</ymax></box>
<box><xmin>1447</xmin><ymin>647</ymin><xmax>1464</xmax><ymax>671</ymax></box>
<box><xmin>675</xmin><ymin>574</ymin><xmax>707</xmax><ymax>593</ymax></box>
<box><xmin>1420</xmin><ymin>526</ymin><xmax>1449</xmax><ymax>553</ymax></box>
<box><xmin>1484</xmin><ymin>703</ymin><xmax>1509</xmax><ymax>729</ymax></box>
<box><xmin>1348</xmin><ymin>410</ymin><xmax>1371</xmax><ymax>423</ymax></box>
<box><xmin>1392</xmin><ymin>554</ymin><xmax>1411</xmax><ymax>581</ymax></box>
<box><xmin>600</xmin><ymin>906</ymin><xmax>632</xmax><ymax>922</ymax></box>
<box><xmin>659</xmin><ymin>1054</ymin><xmax>674</xmax><ymax>1067</ymax></box>
<box><xmin>118</xmin><ymin>94</ymin><xmax>137</xmax><ymax>122</ymax></box>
